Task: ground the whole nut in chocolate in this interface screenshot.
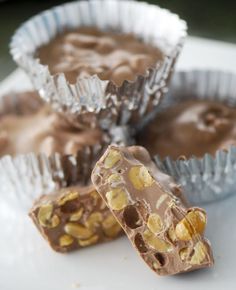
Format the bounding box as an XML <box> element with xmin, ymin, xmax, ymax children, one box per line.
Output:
<box><xmin>129</xmin><ymin>166</ymin><xmax>154</xmax><ymax>190</ymax></box>
<box><xmin>64</xmin><ymin>223</ymin><xmax>93</xmax><ymax>240</ymax></box>
<box><xmin>105</xmin><ymin>188</ymin><xmax>129</xmax><ymax>211</ymax></box>
<box><xmin>37</xmin><ymin>204</ymin><xmax>60</xmax><ymax>228</ymax></box>
<box><xmin>102</xmin><ymin>214</ymin><xmax>122</xmax><ymax>238</ymax></box>
<box><xmin>91</xmin><ymin>145</ymin><xmax>214</xmax><ymax>276</ymax></box>
<box><xmin>175</xmin><ymin>210</ymin><xmax>206</xmax><ymax>241</ymax></box>
<box><xmin>59</xmin><ymin>234</ymin><xmax>74</xmax><ymax>247</ymax></box>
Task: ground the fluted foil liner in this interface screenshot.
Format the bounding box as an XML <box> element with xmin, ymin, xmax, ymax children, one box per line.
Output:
<box><xmin>152</xmin><ymin>70</ymin><xmax>236</xmax><ymax>204</ymax></box>
<box><xmin>10</xmin><ymin>0</ymin><xmax>187</xmax><ymax>129</ymax></box>
<box><xmin>0</xmin><ymin>146</ymin><xmax>107</xmax><ymax>211</ymax></box>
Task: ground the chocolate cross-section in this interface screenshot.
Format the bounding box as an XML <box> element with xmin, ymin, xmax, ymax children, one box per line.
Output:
<box><xmin>29</xmin><ymin>185</ymin><xmax>123</xmax><ymax>252</ymax></box>
<box><xmin>91</xmin><ymin>145</ymin><xmax>214</xmax><ymax>276</ymax></box>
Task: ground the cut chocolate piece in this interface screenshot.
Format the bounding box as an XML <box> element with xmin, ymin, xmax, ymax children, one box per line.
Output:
<box><xmin>91</xmin><ymin>145</ymin><xmax>214</xmax><ymax>276</ymax></box>
<box><xmin>29</xmin><ymin>185</ymin><xmax>122</xmax><ymax>252</ymax></box>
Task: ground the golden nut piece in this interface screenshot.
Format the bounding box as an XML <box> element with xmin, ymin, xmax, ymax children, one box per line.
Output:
<box><xmin>147</xmin><ymin>213</ymin><xmax>163</xmax><ymax>234</ymax></box>
<box><xmin>102</xmin><ymin>214</ymin><xmax>122</xmax><ymax>238</ymax></box>
<box><xmin>143</xmin><ymin>229</ymin><xmax>172</xmax><ymax>252</ymax></box>
<box><xmin>103</xmin><ymin>223</ymin><xmax>122</xmax><ymax>238</ymax></box>
<box><xmin>190</xmin><ymin>241</ymin><xmax>207</xmax><ymax>265</ymax></box>
<box><xmin>153</xmin><ymin>262</ymin><xmax>159</xmax><ymax>270</ymax></box>
<box><xmin>108</xmin><ymin>174</ymin><xmax>122</xmax><ymax>185</ymax></box>
<box><xmin>90</xmin><ymin>191</ymin><xmax>100</xmax><ymax>203</ymax></box>
<box><xmin>179</xmin><ymin>247</ymin><xmax>191</xmax><ymax>261</ymax></box>
<box><xmin>104</xmin><ymin>149</ymin><xmax>121</xmax><ymax>169</ymax></box>
<box><xmin>37</xmin><ymin>204</ymin><xmax>60</xmax><ymax>228</ymax></box>
<box><xmin>175</xmin><ymin>209</ymin><xmax>206</xmax><ymax>241</ymax></box>
<box><xmin>78</xmin><ymin>235</ymin><xmax>99</xmax><ymax>247</ymax></box>
<box><xmin>128</xmin><ymin>166</ymin><xmax>154</xmax><ymax>190</ymax></box>
<box><xmin>85</xmin><ymin>212</ymin><xmax>103</xmax><ymax>230</ymax></box>
<box><xmin>102</xmin><ymin>214</ymin><xmax>118</xmax><ymax>229</ymax></box>
<box><xmin>58</xmin><ymin>191</ymin><xmax>79</xmax><ymax>206</ymax></box>
<box><xmin>69</xmin><ymin>208</ymin><xmax>84</xmax><ymax>222</ymax></box>
<box><xmin>167</xmin><ymin>225</ymin><xmax>177</xmax><ymax>242</ymax></box>
<box><xmin>106</xmin><ymin>188</ymin><xmax>129</xmax><ymax>210</ymax></box>
<box><xmin>59</xmin><ymin>234</ymin><xmax>74</xmax><ymax>247</ymax></box>
<box><xmin>64</xmin><ymin>223</ymin><xmax>93</xmax><ymax>239</ymax></box>
<box><xmin>50</xmin><ymin>215</ymin><xmax>60</xmax><ymax>228</ymax></box>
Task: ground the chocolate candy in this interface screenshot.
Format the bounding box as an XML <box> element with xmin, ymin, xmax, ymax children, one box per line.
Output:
<box><xmin>0</xmin><ymin>91</ymin><xmax>44</xmax><ymax>116</ymax></box>
<box><xmin>137</xmin><ymin>99</ymin><xmax>236</xmax><ymax>159</ymax></box>
<box><xmin>29</xmin><ymin>185</ymin><xmax>123</xmax><ymax>252</ymax></box>
<box><xmin>37</xmin><ymin>27</ymin><xmax>163</xmax><ymax>86</ymax></box>
<box><xmin>91</xmin><ymin>145</ymin><xmax>214</xmax><ymax>276</ymax></box>
<box><xmin>0</xmin><ymin>91</ymin><xmax>106</xmax><ymax>157</ymax></box>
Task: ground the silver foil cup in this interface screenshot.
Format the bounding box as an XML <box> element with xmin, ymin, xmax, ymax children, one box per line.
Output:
<box><xmin>0</xmin><ymin>146</ymin><xmax>106</xmax><ymax>211</ymax></box>
<box><xmin>10</xmin><ymin>0</ymin><xmax>187</xmax><ymax>129</ymax></box>
<box><xmin>152</xmin><ymin>70</ymin><xmax>236</xmax><ymax>205</ymax></box>
<box><xmin>0</xmin><ymin>91</ymin><xmax>131</xmax><ymax>211</ymax></box>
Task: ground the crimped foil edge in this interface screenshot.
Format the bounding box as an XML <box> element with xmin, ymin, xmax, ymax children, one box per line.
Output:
<box><xmin>10</xmin><ymin>0</ymin><xmax>187</xmax><ymax>128</ymax></box>
<box><xmin>0</xmin><ymin>145</ymin><xmax>106</xmax><ymax>211</ymax></box>
<box><xmin>0</xmin><ymin>90</ymin><xmax>132</xmax><ymax>211</ymax></box>
<box><xmin>153</xmin><ymin>69</ymin><xmax>236</xmax><ymax>204</ymax></box>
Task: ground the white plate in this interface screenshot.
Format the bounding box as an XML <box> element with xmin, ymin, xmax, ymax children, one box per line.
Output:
<box><xmin>1</xmin><ymin>36</ymin><xmax>236</xmax><ymax>290</ymax></box>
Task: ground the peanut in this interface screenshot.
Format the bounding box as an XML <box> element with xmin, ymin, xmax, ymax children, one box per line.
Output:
<box><xmin>129</xmin><ymin>166</ymin><xmax>154</xmax><ymax>190</ymax></box>
<box><xmin>104</xmin><ymin>149</ymin><xmax>121</xmax><ymax>168</ymax></box>
<box><xmin>147</xmin><ymin>213</ymin><xmax>163</xmax><ymax>234</ymax></box>
<box><xmin>106</xmin><ymin>188</ymin><xmax>128</xmax><ymax>210</ymax></box>
<box><xmin>175</xmin><ymin>210</ymin><xmax>206</xmax><ymax>241</ymax></box>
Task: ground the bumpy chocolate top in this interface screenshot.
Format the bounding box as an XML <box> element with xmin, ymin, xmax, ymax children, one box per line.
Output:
<box><xmin>0</xmin><ymin>91</ymin><xmax>104</xmax><ymax>157</ymax></box>
<box><xmin>138</xmin><ymin>100</ymin><xmax>236</xmax><ymax>159</ymax></box>
<box><xmin>92</xmin><ymin>145</ymin><xmax>214</xmax><ymax>276</ymax></box>
<box><xmin>37</xmin><ymin>27</ymin><xmax>163</xmax><ymax>86</ymax></box>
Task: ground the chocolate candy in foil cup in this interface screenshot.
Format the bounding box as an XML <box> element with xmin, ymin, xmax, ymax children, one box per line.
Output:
<box><xmin>0</xmin><ymin>90</ymin><xmax>131</xmax><ymax>210</ymax></box>
<box><xmin>10</xmin><ymin>0</ymin><xmax>187</xmax><ymax>129</ymax></box>
<box><xmin>148</xmin><ymin>70</ymin><xmax>236</xmax><ymax>204</ymax></box>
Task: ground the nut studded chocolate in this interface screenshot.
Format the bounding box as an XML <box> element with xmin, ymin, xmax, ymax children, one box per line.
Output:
<box><xmin>137</xmin><ymin>99</ymin><xmax>236</xmax><ymax>159</ymax></box>
<box><xmin>29</xmin><ymin>185</ymin><xmax>122</xmax><ymax>252</ymax></box>
<box><xmin>37</xmin><ymin>27</ymin><xmax>163</xmax><ymax>86</ymax></box>
<box><xmin>91</xmin><ymin>145</ymin><xmax>214</xmax><ymax>276</ymax></box>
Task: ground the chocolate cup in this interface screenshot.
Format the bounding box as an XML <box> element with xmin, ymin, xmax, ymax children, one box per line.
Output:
<box><xmin>10</xmin><ymin>0</ymin><xmax>187</xmax><ymax>129</ymax></box>
<box><xmin>0</xmin><ymin>91</ymin><xmax>131</xmax><ymax>210</ymax></box>
<box><xmin>150</xmin><ymin>70</ymin><xmax>236</xmax><ymax>204</ymax></box>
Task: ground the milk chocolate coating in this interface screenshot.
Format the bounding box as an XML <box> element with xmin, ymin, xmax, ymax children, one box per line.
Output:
<box><xmin>0</xmin><ymin>91</ymin><xmax>44</xmax><ymax>116</ymax></box>
<box><xmin>37</xmin><ymin>27</ymin><xmax>163</xmax><ymax>87</ymax></box>
<box><xmin>91</xmin><ymin>145</ymin><xmax>214</xmax><ymax>276</ymax></box>
<box><xmin>29</xmin><ymin>185</ymin><xmax>123</xmax><ymax>253</ymax></box>
<box><xmin>137</xmin><ymin>99</ymin><xmax>236</xmax><ymax>159</ymax></box>
<box><xmin>0</xmin><ymin>91</ymin><xmax>106</xmax><ymax>157</ymax></box>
